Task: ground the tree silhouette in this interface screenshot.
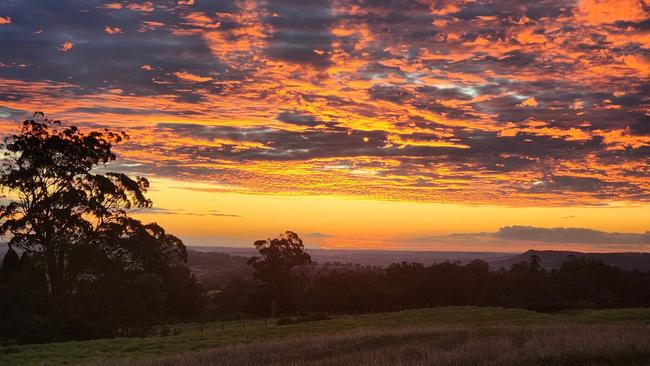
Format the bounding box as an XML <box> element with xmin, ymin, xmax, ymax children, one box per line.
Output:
<box><xmin>248</xmin><ymin>231</ymin><xmax>312</xmax><ymax>317</ymax></box>
<box><xmin>0</xmin><ymin>247</ymin><xmax>19</xmax><ymax>279</ymax></box>
<box><xmin>0</xmin><ymin>112</ymin><xmax>189</xmax><ymax>333</ymax></box>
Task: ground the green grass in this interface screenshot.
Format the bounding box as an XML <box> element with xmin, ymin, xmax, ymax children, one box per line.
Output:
<box><xmin>2</xmin><ymin>307</ymin><xmax>650</xmax><ymax>365</ymax></box>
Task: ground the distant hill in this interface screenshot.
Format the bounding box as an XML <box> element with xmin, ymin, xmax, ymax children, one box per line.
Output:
<box><xmin>186</xmin><ymin>250</ymin><xmax>252</xmax><ymax>289</ymax></box>
<box><xmin>491</xmin><ymin>250</ymin><xmax>650</xmax><ymax>271</ymax></box>
<box><xmin>5</xmin><ymin>245</ymin><xmax>650</xmax><ymax>284</ymax></box>
<box><xmin>196</xmin><ymin>246</ymin><xmax>514</xmax><ymax>267</ymax></box>
<box><xmin>189</xmin><ymin>248</ymin><xmax>650</xmax><ymax>282</ymax></box>
<box><xmin>186</xmin><ymin>247</ymin><xmax>516</xmax><ymax>288</ymax></box>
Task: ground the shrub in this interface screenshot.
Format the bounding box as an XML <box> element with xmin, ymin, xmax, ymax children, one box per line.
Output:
<box><xmin>276</xmin><ymin>312</ymin><xmax>331</xmax><ymax>326</ymax></box>
<box><xmin>159</xmin><ymin>325</ymin><xmax>170</xmax><ymax>337</ymax></box>
<box><xmin>276</xmin><ymin>317</ymin><xmax>295</xmax><ymax>326</ymax></box>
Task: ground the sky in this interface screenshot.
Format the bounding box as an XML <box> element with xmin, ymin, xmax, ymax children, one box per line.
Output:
<box><xmin>0</xmin><ymin>0</ymin><xmax>649</xmax><ymax>252</ymax></box>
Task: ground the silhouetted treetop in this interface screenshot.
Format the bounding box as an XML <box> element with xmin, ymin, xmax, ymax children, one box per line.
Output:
<box><xmin>0</xmin><ymin>113</ymin><xmax>154</xmax><ymax>245</ymax></box>
<box><xmin>248</xmin><ymin>231</ymin><xmax>312</xmax><ymax>316</ymax></box>
<box><xmin>249</xmin><ymin>231</ymin><xmax>312</xmax><ymax>271</ymax></box>
<box><xmin>0</xmin><ymin>112</ymin><xmax>191</xmax><ymax>338</ymax></box>
<box><xmin>1</xmin><ymin>113</ymin><xmax>151</xmax><ymax>229</ymax></box>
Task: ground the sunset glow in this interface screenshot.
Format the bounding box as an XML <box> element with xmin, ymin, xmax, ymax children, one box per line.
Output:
<box><xmin>0</xmin><ymin>0</ymin><xmax>648</xmax><ymax>251</ymax></box>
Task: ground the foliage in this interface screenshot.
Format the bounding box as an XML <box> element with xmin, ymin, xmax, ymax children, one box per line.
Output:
<box><xmin>0</xmin><ymin>113</ymin><xmax>202</xmax><ymax>344</ymax></box>
<box><xmin>212</xmin><ymin>255</ymin><xmax>650</xmax><ymax>317</ymax></box>
<box><xmin>247</xmin><ymin>231</ymin><xmax>312</xmax><ymax>316</ymax></box>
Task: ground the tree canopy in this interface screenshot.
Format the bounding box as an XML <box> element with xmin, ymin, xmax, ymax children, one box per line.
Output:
<box><xmin>0</xmin><ymin>113</ymin><xmax>200</xmax><ymax>343</ymax></box>
<box><xmin>248</xmin><ymin>231</ymin><xmax>312</xmax><ymax>316</ymax></box>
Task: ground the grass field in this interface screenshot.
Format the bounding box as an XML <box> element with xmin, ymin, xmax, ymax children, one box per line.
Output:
<box><xmin>2</xmin><ymin>307</ymin><xmax>650</xmax><ymax>365</ymax></box>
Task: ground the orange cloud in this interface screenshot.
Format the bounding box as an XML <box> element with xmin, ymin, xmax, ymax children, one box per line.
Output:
<box><xmin>57</xmin><ymin>42</ymin><xmax>74</xmax><ymax>52</ymax></box>
<box><xmin>577</xmin><ymin>0</ymin><xmax>648</xmax><ymax>25</ymax></box>
<box><xmin>174</xmin><ymin>71</ymin><xmax>212</xmax><ymax>82</ymax></box>
<box><xmin>100</xmin><ymin>3</ymin><xmax>122</xmax><ymax>10</ymax></box>
<box><xmin>182</xmin><ymin>12</ymin><xmax>220</xmax><ymax>29</ymax></box>
<box><xmin>517</xmin><ymin>97</ymin><xmax>538</xmax><ymax>108</ymax></box>
<box><xmin>104</xmin><ymin>26</ymin><xmax>122</xmax><ymax>34</ymax></box>
<box><xmin>1</xmin><ymin>0</ymin><xmax>650</xmax><ymax>210</ymax></box>
<box><xmin>623</xmin><ymin>55</ymin><xmax>650</xmax><ymax>77</ymax></box>
<box><xmin>127</xmin><ymin>1</ymin><xmax>154</xmax><ymax>12</ymax></box>
<box><xmin>516</xmin><ymin>28</ymin><xmax>547</xmax><ymax>45</ymax></box>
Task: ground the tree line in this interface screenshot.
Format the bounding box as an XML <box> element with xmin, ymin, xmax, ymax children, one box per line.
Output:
<box><xmin>210</xmin><ymin>248</ymin><xmax>650</xmax><ymax>319</ymax></box>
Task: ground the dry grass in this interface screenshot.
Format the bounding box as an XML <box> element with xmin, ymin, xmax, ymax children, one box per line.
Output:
<box><xmin>5</xmin><ymin>308</ymin><xmax>650</xmax><ymax>365</ymax></box>
<box><xmin>104</xmin><ymin>323</ymin><xmax>650</xmax><ymax>366</ymax></box>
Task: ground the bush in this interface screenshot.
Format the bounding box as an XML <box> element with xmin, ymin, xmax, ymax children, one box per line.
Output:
<box><xmin>276</xmin><ymin>312</ymin><xmax>331</xmax><ymax>326</ymax></box>
<box><xmin>276</xmin><ymin>317</ymin><xmax>295</xmax><ymax>326</ymax></box>
<box><xmin>159</xmin><ymin>325</ymin><xmax>170</xmax><ymax>337</ymax></box>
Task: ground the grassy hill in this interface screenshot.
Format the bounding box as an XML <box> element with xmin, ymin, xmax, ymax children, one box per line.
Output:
<box><xmin>3</xmin><ymin>307</ymin><xmax>650</xmax><ymax>365</ymax></box>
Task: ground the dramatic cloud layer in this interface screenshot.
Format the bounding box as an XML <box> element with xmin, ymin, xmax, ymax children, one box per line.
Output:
<box><xmin>1</xmin><ymin>0</ymin><xmax>649</xmax><ymax>205</ymax></box>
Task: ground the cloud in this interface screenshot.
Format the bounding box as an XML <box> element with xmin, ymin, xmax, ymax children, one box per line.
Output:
<box><xmin>127</xmin><ymin>2</ymin><xmax>154</xmax><ymax>12</ymax></box>
<box><xmin>104</xmin><ymin>26</ymin><xmax>122</xmax><ymax>34</ymax></box>
<box><xmin>0</xmin><ymin>0</ymin><xmax>649</xmax><ymax>206</ymax></box>
<box><xmin>0</xmin><ymin>106</ymin><xmax>28</xmax><ymax>120</ymax></box>
<box><xmin>496</xmin><ymin>226</ymin><xmax>650</xmax><ymax>246</ymax></box>
<box><xmin>134</xmin><ymin>207</ymin><xmax>240</xmax><ymax>217</ymax></box>
<box><xmin>100</xmin><ymin>3</ymin><xmax>122</xmax><ymax>10</ymax></box>
<box><xmin>577</xmin><ymin>0</ymin><xmax>648</xmax><ymax>25</ymax></box>
<box><xmin>58</xmin><ymin>41</ymin><xmax>74</xmax><ymax>52</ymax></box>
<box><xmin>263</xmin><ymin>0</ymin><xmax>334</xmax><ymax>68</ymax></box>
<box><xmin>403</xmin><ymin>225</ymin><xmax>650</xmax><ymax>249</ymax></box>
<box><xmin>174</xmin><ymin>71</ymin><xmax>213</xmax><ymax>83</ymax></box>
<box><xmin>369</xmin><ymin>84</ymin><xmax>414</xmax><ymax>104</ymax></box>
<box><xmin>517</xmin><ymin>96</ymin><xmax>538</xmax><ymax>108</ymax></box>
<box><xmin>306</xmin><ymin>232</ymin><xmax>334</xmax><ymax>238</ymax></box>
<box><xmin>529</xmin><ymin>176</ymin><xmax>610</xmax><ymax>193</ymax></box>
<box><xmin>277</xmin><ymin>110</ymin><xmax>323</xmax><ymax>126</ymax></box>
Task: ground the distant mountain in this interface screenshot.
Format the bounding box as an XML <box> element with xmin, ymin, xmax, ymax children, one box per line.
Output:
<box><xmin>491</xmin><ymin>250</ymin><xmax>650</xmax><ymax>271</ymax></box>
<box><xmin>196</xmin><ymin>246</ymin><xmax>514</xmax><ymax>267</ymax></box>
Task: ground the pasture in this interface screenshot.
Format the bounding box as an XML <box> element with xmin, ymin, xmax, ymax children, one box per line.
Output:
<box><xmin>2</xmin><ymin>307</ymin><xmax>650</xmax><ymax>365</ymax></box>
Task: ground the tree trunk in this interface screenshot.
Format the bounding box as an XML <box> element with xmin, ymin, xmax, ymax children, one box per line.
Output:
<box><xmin>270</xmin><ymin>298</ymin><xmax>277</xmax><ymax>318</ymax></box>
<box><xmin>45</xmin><ymin>244</ymin><xmax>67</xmax><ymax>323</ymax></box>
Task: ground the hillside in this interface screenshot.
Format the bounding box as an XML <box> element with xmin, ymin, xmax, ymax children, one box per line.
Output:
<box><xmin>2</xmin><ymin>307</ymin><xmax>650</xmax><ymax>366</ymax></box>
<box><xmin>492</xmin><ymin>250</ymin><xmax>650</xmax><ymax>271</ymax></box>
<box><xmin>7</xmin><ymin>245</ymin><xmax>650</xmax><ymax>289</ymax></box>
<box><xmin>186</xmin><ymin>247</ymin><xmax>516</xmax><ymax>288</ymax></box>
<box><xmin>5</xmin><ymin>245</ymin><xmax>650</xmax><ymax>280</ymax></box>
<box><xmin>186</xmin><ymin>250</ymin><xmax>252</xmax><ymax>289</ymax></box>
<box><xmin>184</xmin><ymin>247</ymin><xmax>650</xmax><ymax>288</ymax></box>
